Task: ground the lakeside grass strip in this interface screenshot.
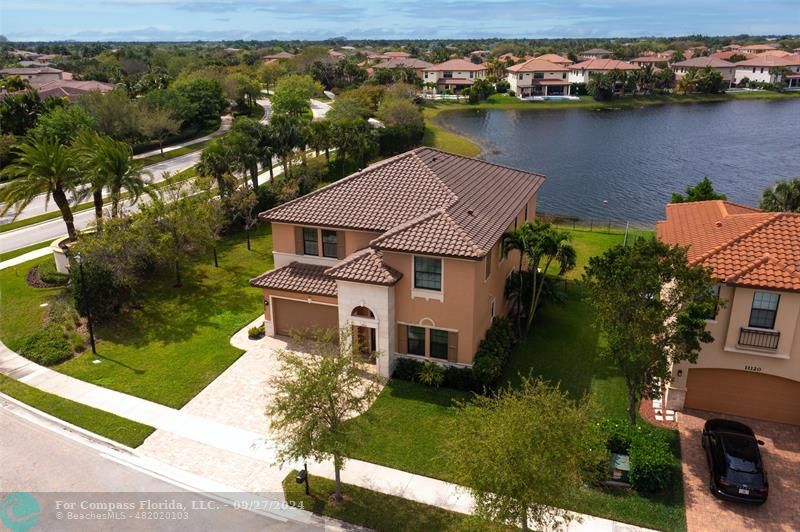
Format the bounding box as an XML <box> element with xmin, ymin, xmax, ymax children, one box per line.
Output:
<box><xmin>0</xmin><ymin>374</ymin><xmax>155</xmax><ymax>448</ymax></box>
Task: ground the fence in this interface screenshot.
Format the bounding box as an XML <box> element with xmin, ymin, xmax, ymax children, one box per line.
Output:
<box><xmin>536</xmin><ymin>212</ymin><xmax>654</xmax><ymax>246</ymax></box>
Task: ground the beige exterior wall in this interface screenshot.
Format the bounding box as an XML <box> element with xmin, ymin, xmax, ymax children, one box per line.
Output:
<box><xmin>271</xmin><ymin>222</ymin><xmax>380</xmax><ymax>267</ymax></box>
<box><xmin>507</xmin><ymin>70</ymin><xmax>570</xmax><ymax>93</ymax></box>
<box><xmin>673</xmin><ymin>66</ymin><xmax>735</xmax><ymax>84</ymax></box>
<box><xmin>666</xmin><ymin>284</ymin><xmax>800</xmax><ymax>409</ymax></box>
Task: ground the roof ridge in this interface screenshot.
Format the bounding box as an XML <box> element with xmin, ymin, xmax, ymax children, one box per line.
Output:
<box><xmin>724</xmin><ymin>255</ymin><xmax>771</xmax><ymax>284</ymax></box>
<box><xmin>369</xmin><ymin>207</ymin><xmax>447</xmax><ymax>246</ymax></box>
<box><xmin>259</xmin><ymin>150</ymin><xmax>419</xmax><ymax>220</ymax></box>
<box><xmin>690</xmin><ymin>213</ymin><xmax>784</xmax><ymax>266</ymax></box>
<box><xmin>721</xmin><ymin>200</ymin><xmax>762</xmax><ymax>214</ymax></box>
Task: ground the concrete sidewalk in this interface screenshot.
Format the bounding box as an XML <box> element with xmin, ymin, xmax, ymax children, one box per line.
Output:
<box><xmin>0</xmin><ymin>246</ymin><xmax>51</xmax><ymax>270</ymax></box>
<box><xmin>133</xmin><ymin>114</ymin><xmax>233</xmax><ymax>160</ymax></box>
<box><xmin>0</xmin><ymin>334</ymin><xmax>651</xmax><ymax>531</ymax></box>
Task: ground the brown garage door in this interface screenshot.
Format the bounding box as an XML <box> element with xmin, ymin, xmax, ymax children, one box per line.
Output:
<box><xmin>273</xmin><ymin>298</ymin><xmax>338</xmax><ymax>337</ymax></box>
<box><xmin>685</xmin><ymin>368</ymin><xmax>800</xmax><ymax>425</ymax></box>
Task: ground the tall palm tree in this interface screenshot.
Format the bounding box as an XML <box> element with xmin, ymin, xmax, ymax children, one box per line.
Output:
<box><xmin>759</xmin><ymin>179</ymin><xmax>800</xmax><ymax>213</ymax></box>
<box><xmin>71</xmin><ymin>130</ymin><xmax>108</xmax><ymax>226</ymax></box>
<box><xmin>0</xmin><ymin>137</ymin><xmax>81</xmax><ymax>240</ymax></box>
<box><xmin>502</xmin><ymin>224</ymin><xmax>533</xmax><ymax>335</ymax></box>
<box><xmin>95</xmin><ymin>136</ymin><xmax>150</xmax><ymax>217</ymax></box>
<box><xmin>198</xmin><ymin>138</ymin><xmax>233</xmax><ymax>196</ymax></box>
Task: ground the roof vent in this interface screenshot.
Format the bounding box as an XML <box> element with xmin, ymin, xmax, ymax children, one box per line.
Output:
<box><xmin>715</xmin><ymin>221</ymin><xmax>723</xmax><ymax>228</ymax></box>
<box><xmin>467</xmin><ymin>209</ymin><xmax>474</xmax><ymax>216</ymax></box>
<box><xmin>432</xmin><ymin>156</ymin><xmax>437</xmax><ymax>162</ymax></box>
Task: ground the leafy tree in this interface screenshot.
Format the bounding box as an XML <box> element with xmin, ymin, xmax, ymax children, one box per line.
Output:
<box><xmin>138</xmin><ymin>107</ymin><xmax>180</xmax><ymax>155</ymax></box>
<box><xmin>0</xmin><ymin>137</ymin><xmax>80</xmax><ymax>240</ymax></box>
<box><xmin>583</xmin><ymin>238</ymin><xmax>717</xmax><ymax>424</ymax></box>
<box><xmin>759</xmin><ymin>178</ymin><xmax>800</xmax><ymax>212</ymax></box>
<box><xmin>467</xmin><ymin>78</ymin><xmax>495</xmax><ymax>103</ymax></box>
<box><xmin>226</xmin><ymin>117</ymin><xmax>268</xmax><ymax>188</ymax></box>
<box><xmin>29</xmin><ymin>105</ymin><xmax>95</xmax><ymax>146</ymax></box>
<box><xmin>308</xmin><ymin>120</ymin><xmax>333</xmax><ymax>163</ymax></box>
<box><xmin>0</xmin><ymin>75</ymin><xmax>31</xmax><ymax>92</ymax></box>
<box><xmin>266</xmin><ymin>328</ymin><xmax>382</xmax><ymax>502</ymax></box>
<box><xmin>173</xmin><ymin>78</ymin><xmax>227</xmax><ymax>123</ymax></box>
<box><xmin>671</xmin><ymin>177</ymin><xmax>727</xmax><ymax>203</ymax></box>
<box><xmin>327</xmin><ymin>95</ymin><xmax>371</xmax><ymax>122</ymax></box>
<box><xmin>228</xmin><ymin>180</ymin><xmax>259</xmax><ymax>250</ymax></box>
<box><xmin>587</xmin><ymin>72</ymin><xmax>616</xmax><ymax>101</ymax></box>
<box><xmin>198</xmin><ymin>138</ymin><xmax>233</xmax><ymax>195</ymax></box>
<box><xmin>77</xmin><ymin>89</ymin><xmax>142</xmax><ymax>142</ymax></box>
<box><xmin>142</xmin><ymin>88</ymin><xmax>198</xmax><ymax>127</ymax></box>
<box><xmin>448</xmin><ymin>378</ymin><xmax>604</xmax><ymax>531</ymax></box>
<box><xmin>271</xmin><ymin>74</ymin><xmax>322</xmax><ymax>117</ymax></box>
<box><xmin>269</xmin><ymin>113</ymin><xmax>309</xmax><ymax>178</ymax></box>
<box><xmin>332</xmin><ymin>118</ymin><xmax>378</xmax><ymax>172</ymax></box>
<box><xmin>0</xmin><ymin>90</ymin><xmax>46</xmax><ymax>136</ymax></box>
<box><xmin>676</xmin><ymin>67</ymin><xmax>726</xmax><ymax>94</ymax></box>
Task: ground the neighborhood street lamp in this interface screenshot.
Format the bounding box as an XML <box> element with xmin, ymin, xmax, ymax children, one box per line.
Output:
<box><xmin>75</xmin><ymin>252</ymin><xmax>97</xmax><ymax>356</ymax></box>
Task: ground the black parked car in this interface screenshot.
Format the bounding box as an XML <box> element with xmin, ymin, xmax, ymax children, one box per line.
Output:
<box><xmin>702</xmin><ymin>419</ymin><xmax>768</xmax><ymax>504</ymax></box>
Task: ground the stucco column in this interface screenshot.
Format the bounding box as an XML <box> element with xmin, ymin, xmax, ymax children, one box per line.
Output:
<box><xmin>336</xmin><ymin>281</ymin><xmax>395</xmax><ymax>378</ymax></box>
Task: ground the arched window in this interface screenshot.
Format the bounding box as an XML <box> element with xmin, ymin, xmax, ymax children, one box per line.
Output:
<box><xmin>351</xmin><ymin>306</ymin><xmax>375</xmax><ymax>319</ymax></box>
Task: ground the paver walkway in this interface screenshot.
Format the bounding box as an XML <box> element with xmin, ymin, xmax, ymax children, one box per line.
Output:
<box><xmin>0</xmin><ymin>322</ymin><xmax>651</xmax><ymax>531</ymax></box>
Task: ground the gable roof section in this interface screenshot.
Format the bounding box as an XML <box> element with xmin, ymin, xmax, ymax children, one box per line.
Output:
<box><xmin>261</xmin><ymin>147</ymin><xmax>545</xmax><ymax>259</ymax></box>
<box><xmin>673</xmin><ymin>57</ymin><xmax>736</xmax><ymax>68</ymax></box>
<box><xmin>507</xmin><ymin>58</ymin><xmax>568</xmax><ymax>72</ymax></box>
<box><xmin>569</xmin><ymin>59</ymin><xmax>639</xmax><ymax>71</ymax></box>
<box><xmin>735</xmin><ymin>55</ymin><xmax>800</xmax><ymax>67</ymax></box>
<box><xmin>423</xmin><ymin>59</ymin><xmax>486</xmax><ymax>72</ymax></box>
<box><xmin>535</xmin><ymin>54</ymin><xmax>573</xmax><ymax>65</ymax></box>
<box><xmin>372</xmin><ymin>58</ymin><xmax>433</xmax><ymax>70</ymax></box>
<box><xmin>325</xmin><ymin>248</ymin><xmax>403</xmax><ymax>285</ymax></box>
<box><xmin>250</xmin><ymin>262</ymin><xmax>337</xmax><ymax>296</ymax></box>
<box><xmin>656</xmin><ymin>200</ymin><xmax>800</xmax><ymax>292</ymax></box>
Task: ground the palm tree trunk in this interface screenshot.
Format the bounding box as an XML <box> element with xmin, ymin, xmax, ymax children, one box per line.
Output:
<box><xmin>250</xmin><ymin>163</ymin><xmax>258</xmax><ymax>189</ymax></box>
<box><xmin>52</xmin><ymin>186</ymin><xmax>77</xmax><ymax>241</ymax></box>
<box><xmin>92</xmin><ymin>189</ymin><xmax>104</xmax><ymax>226</ymax></box>
<box><xmin>174</xmin><ymin>259</ymin><xmax>182</xmax><ymax>288</ymax></box>
<box><xmin>627</xmin><ymin>377</ymin><xmax>638</xmax><ymax>425</ymax></box>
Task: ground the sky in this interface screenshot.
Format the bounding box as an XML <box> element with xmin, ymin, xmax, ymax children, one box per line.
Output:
<box><xmin>2</xmin><ymin>0</ymin><xmax>799</xmax><ymax>42</ymax></box>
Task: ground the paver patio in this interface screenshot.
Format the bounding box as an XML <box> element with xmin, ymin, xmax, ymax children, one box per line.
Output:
<box><xmin>679</xmin><ymin>409</ymin><xmax>800</xmax><ymax>532</ymax></box>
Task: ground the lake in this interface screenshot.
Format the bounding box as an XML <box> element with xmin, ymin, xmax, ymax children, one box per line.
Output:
<box><xmin>437</xmin><ymin>99</ymin><xmax>800</xmax><ymax>226</ymax></box>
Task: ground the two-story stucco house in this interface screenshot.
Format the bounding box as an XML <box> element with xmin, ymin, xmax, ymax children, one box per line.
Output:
<box><xmin>733</xmin><ymin>55</ymin><xmax>800</xmax><ymax>86</ymax></box>
<box><xmin>567</xmin><ymin>59</ymin><xmax>639</xmax><ymax>84</ymax></box>
<box><xmin>422</xmin><ymin>59</ymin><xmax>488</xmax><ymax>93</ymax></box>
<box><xmin>506</xmin><ymin>58</ymin><xmax>571</xmax><ymax>97</ymax></box>
<box><xmin>657</xmin><ymin>200</ymin><xmax>800</xmax><ymax>425</ymax></box>
<box><xmin>672</xmin><ymin>57</ymin><xmax>736</xmax><ymax>87</ymax></box>
<box><xmin>250</xmin><ymin>148</ymin><xmax>544</xmax><ymax>378</ymax></box>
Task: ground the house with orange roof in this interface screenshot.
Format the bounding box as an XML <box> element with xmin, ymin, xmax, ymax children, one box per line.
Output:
<box><xmin>535</xmin><ymin>53</ymin><xmax>573</xmax><ymax>66</ymax></box>
<box><xmin>567</xmin><ymin>58</ymin><xmax>639</xmax><ymax>84</ymax></box>
<box><xmin>673</xmin><ymin>56</ymin><xmax>737</xmax><ymax>87</ymax></box>
<box><xmin>505</xmin><ymin>58</ymin><xmax>571</xmax><ymax>97</ymax></box>
<box><xmin>578</xmin><ymin>48</ymin><xmax>612</xmax><ymax>60</ymax></box>
<box><xmin>657</xmin><ymin>200</ymin><xmax>800</xmax><ymax>425</ymax></box>
<box><xmin>249</xmin><ymin>148</ymin><xmax>544</xmax><ymax>377</ymax></box>
<box><xmin>733</xmin><ymin>55</ymin><xmax>800</xmax><ymax>87</ymax></box>
<box><xmin>497</xmin><ymin>52</ymin><xmax>521</xmax><ymax>64</ymax></box>
<box><xmin>629</xmin><ymin>56</ymin><xmax>670</xmax><ymax>68</ymax></box>
<box><xmin>421</xmin><ymin>59</ymin><xmax>487</xmax><ymax>93</ymax></box>
<box><xmin>738</xmin><ymin>43</ymin><xmax>780</xmax><ymax>55</ymax></box>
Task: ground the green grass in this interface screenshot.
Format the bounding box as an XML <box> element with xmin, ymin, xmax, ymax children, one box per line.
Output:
<box><xmin>0</xmin><ymin>374</ymin><xmax>155</xmax><ymax>447</ymax></box>
<box><xmin>282</xmin><ymin>472</ymin><xmax>506</xmax><ymax>532</ymax></box>
<box><xmin>422</xmin><ymin>109</ymin><xmax>482</xmax><ymax>157</ymax></box>
<box><xmin>0</xmin><ymin>241</ymin><xmax>51</xmax><ymax>263</ymax></box>
<box><xmin>343</xmin><ymin>229</ymin><xmax>686</xmax><ymax>531</ymax></box>
<box><xmin>136</xmin><ymin>139</ymin><xmax>213</xmax><ymax>166</ymax></box>
<box><xmin>54</xmin><ymin>225</ymin><xmax>274</xmax><ymax>408</ymax></box>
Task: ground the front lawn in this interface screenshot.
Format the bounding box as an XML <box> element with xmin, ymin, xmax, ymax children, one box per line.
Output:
<box><xmin>343</xmin><ymin>228</ymin><xmax>685</xmax><ymax>531</ymax></box>
<box><xmin>0</xmin><ymin>225</ymin><xmax>273</xmax><ymax>409</ymax></box>
<box><xmin>0</xmin><ymin>374</ymin><xmax>155</xmax><ymax>448</ymax></box>
<box><xmin>282</xmin><ymin>472</ymin><xmax>506</xmax><ymax>532</ymax></box>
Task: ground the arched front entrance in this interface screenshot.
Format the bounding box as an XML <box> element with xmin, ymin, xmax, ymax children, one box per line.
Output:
<box><xmin>351</xmin><ymin>306</ymin><xmax>377</xmax><ymax>362</ymax></box>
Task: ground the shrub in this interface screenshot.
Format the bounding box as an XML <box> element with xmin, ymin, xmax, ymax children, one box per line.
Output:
<box><xmin>16</xmin><ymin>330</ymin><xmax>72</xmax><ymax>366</ymax></box>
<box><xmin>629</xmin><ymin>436</ymin><xmax>674</xmax><ymax>492</ymax></box>
<box><xmin>393</xmin><ymin>357</ymin><xmax>423</xmax><ymax>381</ymax></box>
<box><xmin>443</xmin><ymin>365</ymin><xmax>479</xmax><ymax>392</ymax></box>
<box><xmin>507</xmin><ymin>90</ymin><xmax>515</xmax><ymax>97</ymax></box>
<box><xmin>472</xmin><ymin>351</ymin><xmax>503</xmax><ymax>385</ymax></box>
<box><xmin>416</xmin><ymin>361</ymin><xmax>445</xmax><ymax>388</ymax></box>
<box><xmin>37</xmin><ymin>261</ymin><xmax>69</xmax><ymax>286</ymax></box>
<box><xmin>600</xmin><ymin>417</ymin><xmax>634</xmax><ymax>454</ymax></box>
<box><xmin>248</xmin><ymin>324</ymin><xmax>265</xmax><ymax>339</ymax></box>
<box><xmin>495</xmin><ymin>81</ymin><xmax>510</xmax><ymax>94</ymax></box>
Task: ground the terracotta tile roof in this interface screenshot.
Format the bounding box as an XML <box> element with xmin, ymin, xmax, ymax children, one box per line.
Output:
<box><xmin>372</xmin><ymin>58</ymin><xmax>432</xmax><ymax>70</ymax></box>
<box><xmin>250</xmin><ymin>262</ymin><xmax>337</xmax><ymax>296</ymax></box>
<box><xmin>535</xmin><ymin>54</ymin><xmax>573</xmax><ymax>65</ymax></box>
<box><xmin>35</xmin><ymin>80</ymin><xmax>115</xmax><ymax>100</ymax></box>
<box><xmin>325</xmin><ymin>248</ymin><xmax>402</xmax><ymax>285</ymax></box>
<box><xmin>0</xmin><ymin>66</ymin><xmax>62</xmax><ymax>75</ymax></box>
<box><xmin>710</xmin><ymin>51</ymin><xmax>755</xmax><ymax>61</ymax></box>
<box><xmin>580</xmin><ymin>48</ymin><xmax>612</xmax><ymax>55</ymax></box>
<box><xmin>756</xmin><ymin>50</ymin><xmax>794</xmax><ymax>58</ymax></box>
<box><xmin>630</xmin><ymin>56</ymin><xmax>669</xmax><ymax>63</ymax></box>
<box><xmin>264</xmin><ymin>51</ymin><xmax>294</xmax><ymax>60</ymax></box>
<box><xmin>507</xmin><ymin>58</ymin><xmax>568</xmax><ymax>72</ymax></box>
<box><xmin>261</xmin><ymin>148</ymin><xmax>545</xmax><ymax>259</ymax></box>
<box><xmin>735</xmin><ymin>55</ymin><xmax>800</xmax><ymax>67</ymax></box>
<box><xmin>741</xmin><ymin>44</ymin><xmax>780</xmax><ymax>51</ymax></box>
<box><xmin>381</xmin><ymin>51</ymin><xmax>411</xmax><ymax>58</ymax></box>
<box><xmin>673</xmin><ymin>57</ymin><xmax>735</xmax><ymax>68</ymax></box>
<box><xmin>569</xmin><ymin>59</ymin><xmax>639</xmax><ymax>71</ymax></box>
<box><xmin>656</xmin><ymin>201</ymin><xmax>800</xmax><ymax>292</ymax></box>
<box><xmin>423</xmin><ymin>59</ymin><xmax>486</xmax><ymax>72</ymax></box>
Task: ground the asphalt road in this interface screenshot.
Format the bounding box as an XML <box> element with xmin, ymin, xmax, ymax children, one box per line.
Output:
<box><xmin>0</xmin><ymin>407</ymin><xmax>323</xmax><ymax>531</ymax></box>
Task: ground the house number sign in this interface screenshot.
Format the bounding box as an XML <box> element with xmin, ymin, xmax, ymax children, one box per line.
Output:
<box><xmin>744</xmin><ymin>365</ymin><xmax>762</xmax><ymax>372</ymax></box>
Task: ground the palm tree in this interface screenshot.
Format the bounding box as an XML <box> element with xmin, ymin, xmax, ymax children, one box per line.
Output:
<box><xmin>95</xmin><ymin>136</ymin><xmax>150</xmax><ymax>217</ymax></box>
<box><xmin>71</xmin><ymin>130</ymin><xmax>108</xmax><ymax>226</ymax></box>
<box><xmin>502</xmin><ymin>224</ymin><xmax>533</xmax><ymax>335</ymax></box>
<box><xmin>760</xmin><ymin>179</ymin><xmax>800</xmax><ymax>213</ymax></box>
<box><xmin>198</xmin><ymin>138</ymin><xmax>233</xmax><ymax>195</ymax></box>
<box><xmin>0</xmin><ymin>137</ymin><xmax>81</xmax><ymax>240</ymax></box>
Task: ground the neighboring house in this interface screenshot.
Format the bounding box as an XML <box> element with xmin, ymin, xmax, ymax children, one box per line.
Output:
<box><xmin>629</xmin><ymin>56</ymin><xmax>669</xmax><ymax>67</ymax></box>
<box><xmin>756</xmin><ymin>50</ymin><xmax>794</xmax><ymax>58</ymax></box>
<box><xmin>738</xmin><ymin>43</ymin><xmax>780</xmax><ymax>55</ymax></box>
<box><xmin>422</xmin><ymin>59</ymin><xmax>487</xmax><ymax>93</ymax></box>
<box><xmin>0</xmin><ymin>66</ymin><xmax>64</xmax><ymax>85</ymax></box>
<box><xmin>497</xmin><ymin>52</ymin><xmax>522</xmax><ymax>64</ymax></box>
<box><xmin>672</xmin><ymin>57</ymin><xmax>736</xmax><ymax>87</ymax></box>
<box><xmin>657</xmin><ymin>200</ymin><xmax>800</xmax><ymax>426</ymax></box>
<box><xmin>567</xmin><ymin>59</ymin><xmax>639</xmax><ymax>84</ymax></box>
<box><xmin>733</xmin><ymin>55</ymin><xmax>800</xmax><ymax>86</ymax></box>
<box><xmin>505</xmin><ymin>58</ymin><xmax>571</xmax><ymax>97</ymax></box>
<box><xmin>35</xmin><ymin>79</ymin><xmax>115</xmax><ymax>101</ymax></box>
<box><xmin>250</xmin><ymin>147</ymin><xmax>544</xmax><ymax>378</ymax></box>
<box><xmin>264</xmin><ymin>51</ymin><xmax>295</xmax><ymax>61</ymax></box>
<box><xmin>371</xmin><ymin>58</ymin><xmax>433</xmax><ymax>78</ymax></box>
<box><xmin>379</xmin><ymin>51</ymin><xmax>412</xmax><ymax>60</ymax></box>
<box><xmin>535</xmin><ymin>53</ymin><xmax>573</xmax><ymax>66</ymax></box>
<box><xmin>709</xmin><ymin>50</ymin><xmax>754</xmax><ymax>61</ymax></box>
<box><xmin>578</xmin><ymin>48</ymin><xmax>612</xmax><ymax>60</ymax></box>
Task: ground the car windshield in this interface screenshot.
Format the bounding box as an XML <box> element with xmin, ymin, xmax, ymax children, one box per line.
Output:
<box><xmin>721</xmin><ymin>433</ymin><xmax>760</xmax><ymax>473</ymax></box>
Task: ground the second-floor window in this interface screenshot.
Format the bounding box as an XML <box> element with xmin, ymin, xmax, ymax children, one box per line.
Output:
<box><xmin>443</xmin><ymin>71</ymin><xmax>453</xmax><ymax>78</ymax></box>
<box><xmin>533</xmin><ymin>72</ymin><xmax>544</xmax><ymax>79</ymax></box>
<box><xmin>322</xmin><ymin>230</ymin><xmax>338</xmax><ymax>258</ymax></box>
<box><xmin>302</xmin><ymin>228</ymin><xmax>318</xmax><ymax>255</ymax></box>
<box><xmin>414</xmin><ymin>256</ymin><xmax>442</xmax><ymax>291</ymax></box>
<box><xmin>749</xmin><ymin>292</ymin><xmax>780</xmax><ymax>329</ymax></box>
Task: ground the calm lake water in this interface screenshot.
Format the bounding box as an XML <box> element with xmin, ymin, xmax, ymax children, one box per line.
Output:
<box><xmin>438</xmin><ymin>99</ymin><xmax>800</xmax><ymax>226</ymax></box>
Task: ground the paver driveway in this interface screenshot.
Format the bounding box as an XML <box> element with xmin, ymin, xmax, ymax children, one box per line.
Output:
<box><xmin>679</xmin><ymin>409</ymin><xmax>800</xmax><ymax>532</ymax></box>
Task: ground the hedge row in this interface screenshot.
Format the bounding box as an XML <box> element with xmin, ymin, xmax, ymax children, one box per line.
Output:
<box><xmin>600</xmin><ymin>418</ymin><xmax>675</xmax><ymax>493</ymax></box>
